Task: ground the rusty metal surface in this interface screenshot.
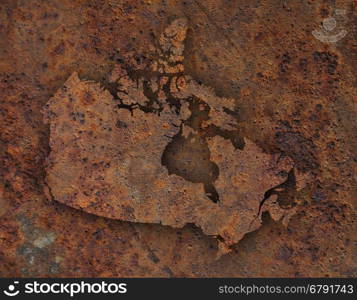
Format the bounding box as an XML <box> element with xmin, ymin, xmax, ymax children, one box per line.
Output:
<box><xmin>43</xmin><ymin>20</ymin><xmax>302</xmax><ymax>256</ymax></box>
<box><xmin>0</xmin><ymin>0</ymin><xmax>356</xmax><ymax>277</ymax></box>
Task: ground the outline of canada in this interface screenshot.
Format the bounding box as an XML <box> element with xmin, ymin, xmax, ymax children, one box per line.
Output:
<box><xmin>43</xmin><ymin>19</ymin><xmax>299</xmax><ymax>255</ymax></box>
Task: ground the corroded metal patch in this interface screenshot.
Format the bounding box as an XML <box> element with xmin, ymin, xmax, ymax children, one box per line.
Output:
<box><xmin>43</xmin><ymin>19</ymin><xmax>299</xmax><ymax>254</ymax></box>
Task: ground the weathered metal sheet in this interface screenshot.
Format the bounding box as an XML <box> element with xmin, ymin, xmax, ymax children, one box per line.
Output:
<box><xmin>0</xmin><ymin>0</ymin><xmax>355</xmax><ymax>277</ymax></box>
<box><xmin>43</xmin><ymin>20</ymin><xmax>301</xmax><ymax>255</ymax></box>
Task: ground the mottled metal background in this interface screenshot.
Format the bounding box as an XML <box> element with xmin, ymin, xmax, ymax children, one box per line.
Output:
<box><xmin>0</xmin><ymin>0</ymin><xmax>356</xmax><ymax>277</ymax></box>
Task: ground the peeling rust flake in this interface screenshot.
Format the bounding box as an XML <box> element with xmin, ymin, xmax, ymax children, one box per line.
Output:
<box><xmin>43</xmin><ymin>19</ymin><xmax>300</xmax><ymax>254</ymax></box>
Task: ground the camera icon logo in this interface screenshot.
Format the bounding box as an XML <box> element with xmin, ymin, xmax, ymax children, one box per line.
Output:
<box><xmin>3</xmin><ymin>281</ymin><xmax>20</xmax><ymax>297</ymax></box>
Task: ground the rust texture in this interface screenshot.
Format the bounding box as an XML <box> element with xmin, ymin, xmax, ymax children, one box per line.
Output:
<box><xmin>43</xmin><ymin>20</ymin><xmax>302</xmax><ymax>255</ymax></box>
<box><xmin>0</xmin><ymin>0</ymin><xmax>356</xmax><ymax>277</ymax></box>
